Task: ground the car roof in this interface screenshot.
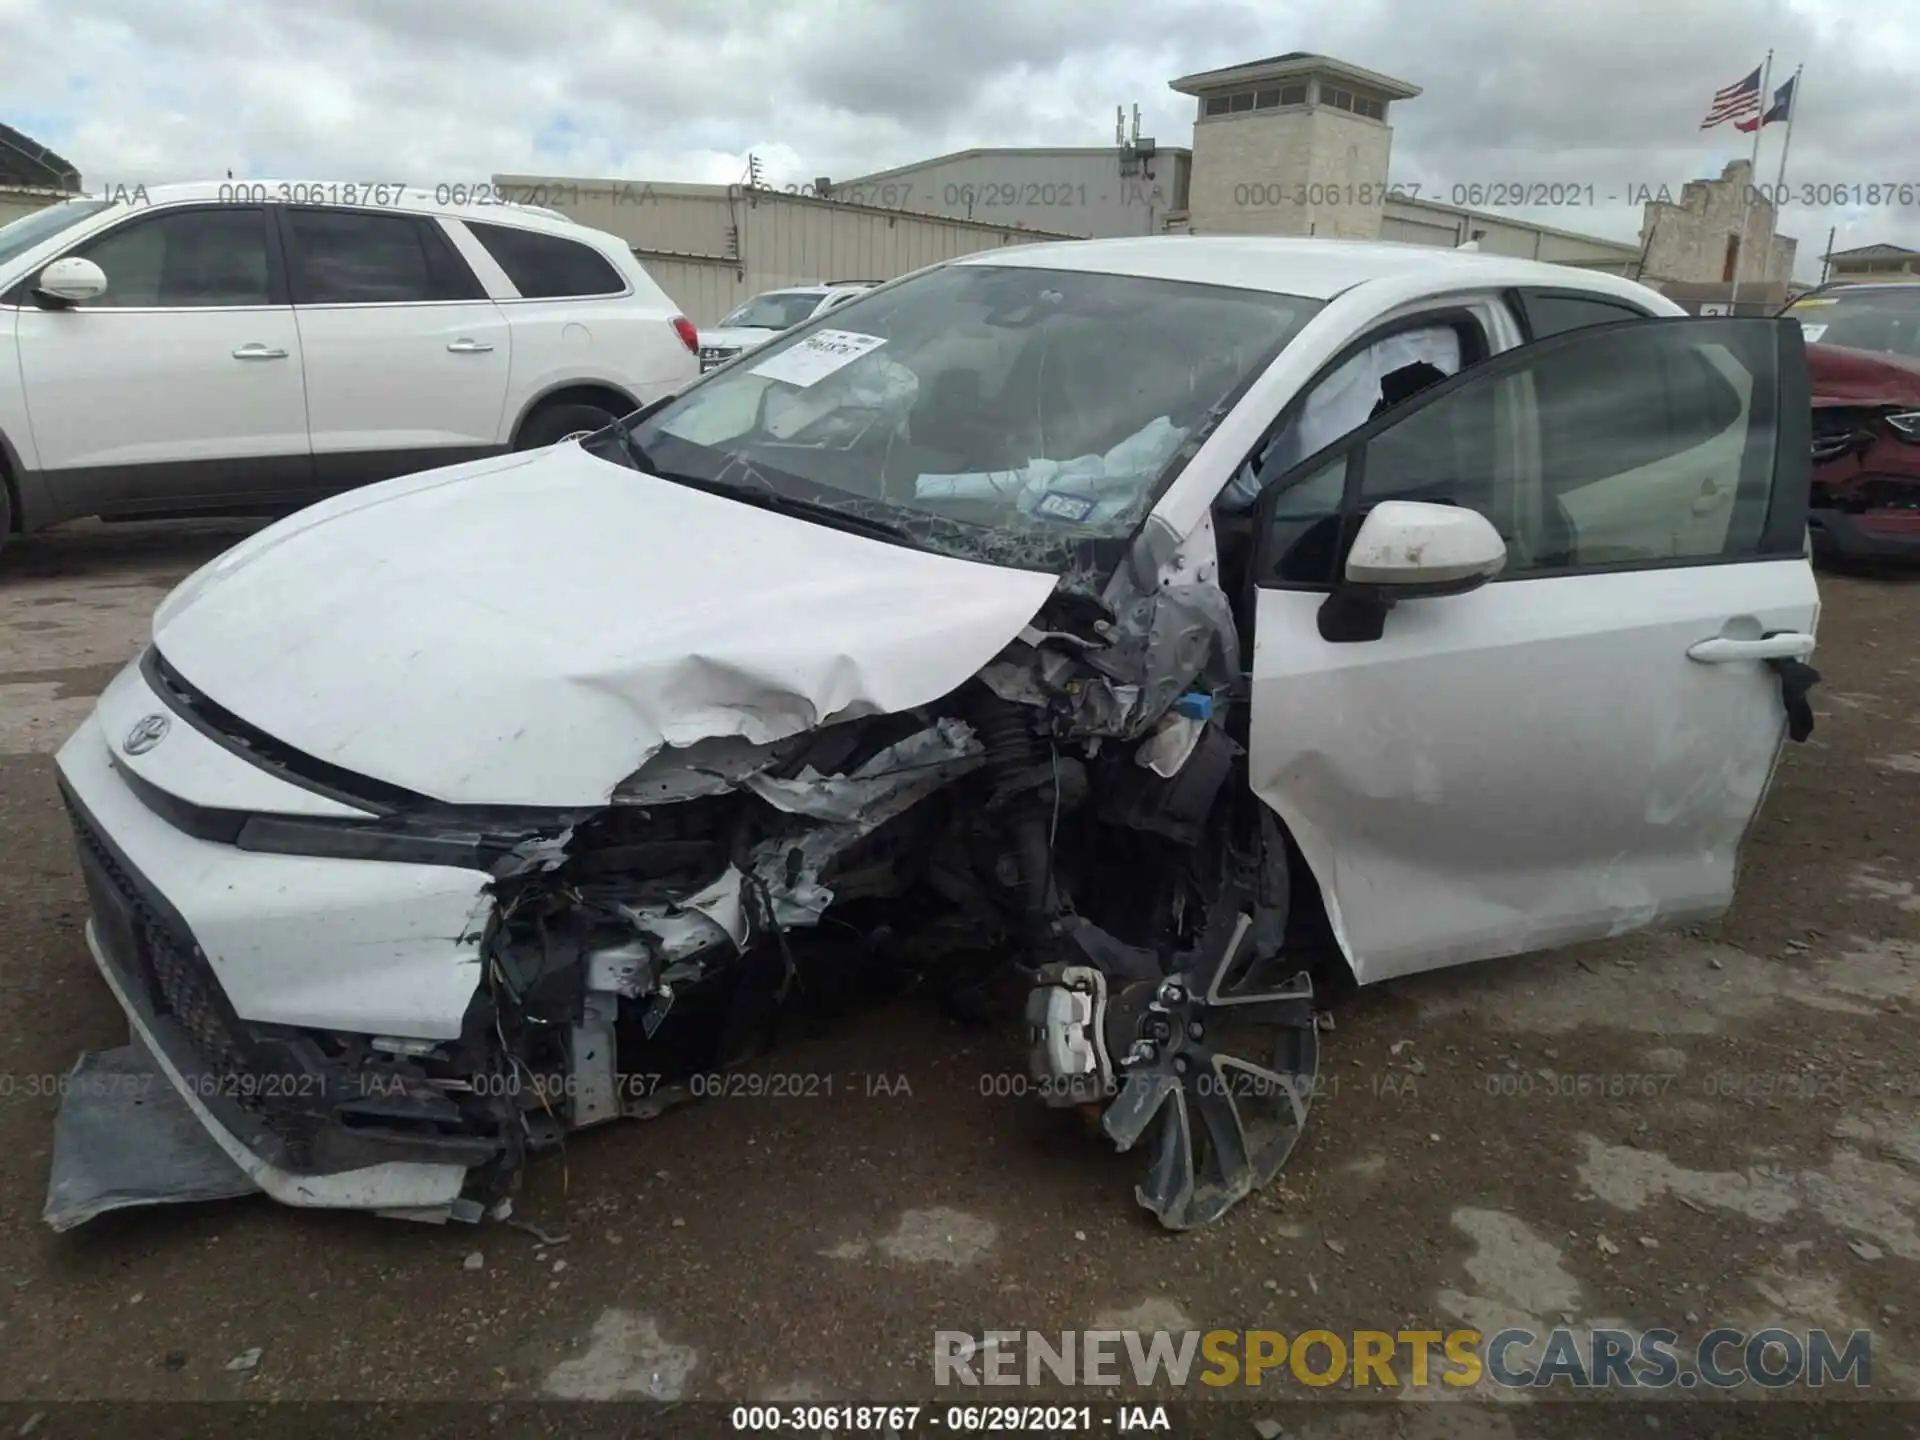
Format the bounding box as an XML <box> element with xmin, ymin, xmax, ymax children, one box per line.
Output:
<box><xmin>952</xmin><ymin>235</ymin><xmax>1668</xmax><ymax>306</ymax></box>
<box><xmin>73</xmin><ymin>180</ymin><xmax>596</xmax><ymax>241</ymax></box>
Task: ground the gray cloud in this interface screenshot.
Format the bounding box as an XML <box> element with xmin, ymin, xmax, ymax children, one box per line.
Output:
<box><xmin>7</xmin><ymin>0</ymin><xmax>1916</xmax><ymax>277</ymax></box>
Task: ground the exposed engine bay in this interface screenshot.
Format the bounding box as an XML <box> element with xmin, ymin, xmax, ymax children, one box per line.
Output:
<box><xmin>179</xmin><ymin>518</ymin><xmax>1327</xmax><ymax>1234</ymax></box>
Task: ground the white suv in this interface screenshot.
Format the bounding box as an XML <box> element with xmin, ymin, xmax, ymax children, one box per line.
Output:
<box><xmin>0</xmin><ymin>182</ymin><xmax>701</xmax><ymax>551</ymax></box>
<box><xmin>697</xmin><ymin>281</ymin><xmax>878</xmax><ymax>371</ymax></box>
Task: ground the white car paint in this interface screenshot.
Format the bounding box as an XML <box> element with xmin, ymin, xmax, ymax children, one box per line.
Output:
<box><xmin>147</xmin><ymin>444</ymin><xmax>1060</xmax><ymax>807</ymax></box>
<box><xmin>60</xmin><ymin>714</ymin><xmax>492</xmax><ymax>1038</ymax></box>
<box><xmin>1251</xmin><ymin>561</ymin><xmax>1818</xmax><ymax>981</ymax></box>
<box><xmin>289</xmin><ymin>297</ymin><xmax>512</xmax><ymax>459</ymax></box>
<box><xmin>1343</xmin><ymin>500</ymin><xmax>1507</xmax><ymax>586</ymax></box>
<box><xmin>14</xmin><ymin>304</ymin><xmax>311</xmax><ymax>471</ymax></box>
<box><xmin>0</xmin><ymin>183</ymin><xmax>700</xmax><ymax>531</ymax></box>
<box><xmin>94</xmin><ymin>660</ymin><xmax>372</xmax><ymax>819</ymax></box>
<box><xmin>49</xmin><ymin>235</ymin><xmax>1818</xmax><ymax>1219</ymax></box>
<box><xmin>82</xmin><ymin>926</ymin><xmax>468</xmax><ymax>1213</ymax></box>
<box><xmin>697</xmin><ymin>323</ymin><xmax>782</xmax><ymax>356</ymax></box>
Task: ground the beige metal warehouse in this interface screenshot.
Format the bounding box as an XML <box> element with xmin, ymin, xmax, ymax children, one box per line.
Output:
<box><xmin>491</xmin><ymin>174</ymin><xmax>1080</xmax><ymax>326</ymax></box>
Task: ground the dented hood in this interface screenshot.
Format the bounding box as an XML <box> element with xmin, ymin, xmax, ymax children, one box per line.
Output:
<box><xmin>1807</xmin><ymin>342</ymin><xmax>1920</xmax><ymax>408</ymax></box>
<box><xmin>150</xmin><ymin>445</ymin><xmax>1058</xmax><ymax>807</ymax></box>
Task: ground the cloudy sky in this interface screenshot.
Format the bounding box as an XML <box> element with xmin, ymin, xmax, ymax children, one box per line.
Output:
<box><xmin>6</xmin><ymin>0</ymin><xmax>1916</xmax><ymax>279</ymax></box>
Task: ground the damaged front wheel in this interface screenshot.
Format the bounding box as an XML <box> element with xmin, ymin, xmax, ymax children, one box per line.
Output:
<box><xmin>1028</xmin><ymin>912</ymin><xmax>1318</xmax><ymax>1230</ymax></box>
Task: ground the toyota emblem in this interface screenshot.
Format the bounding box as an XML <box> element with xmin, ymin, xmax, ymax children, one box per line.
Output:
<box><xmin>123</xmin><ymin>714</ymin><xmax>170</xmax><ymax>756</ymax></box>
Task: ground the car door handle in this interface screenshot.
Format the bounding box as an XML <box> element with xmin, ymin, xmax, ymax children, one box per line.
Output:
<box><xmin>1687</xmin><ymin>632</ymin><xmax>1816</xmax><ymax>663</ymax></box>
<box><xmin>231</xmin><ymin>344</ymin><xmax>289</xmax><ymax>360</ymax></box>
<box><xmin>446</xmin><ymin>338</ymin><xmax>494</xmax><ymax>353</ymax></box>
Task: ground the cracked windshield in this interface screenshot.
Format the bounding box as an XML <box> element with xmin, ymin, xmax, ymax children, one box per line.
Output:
<box><xmin>618</xmin><ymin>263</ymin><xmax>1320</xmax><ymax>565</ymax></box>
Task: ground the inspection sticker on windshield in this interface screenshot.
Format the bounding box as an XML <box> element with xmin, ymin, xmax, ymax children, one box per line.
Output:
<box><xmin>749</xmin><ymin>330</ymin><xmax>887</xmax><ymax>388</ymax></box>
<box><xmin>1033</xmin><ymin>490</ymin><xmax>1097</xmax><ymax>523</ymax></box>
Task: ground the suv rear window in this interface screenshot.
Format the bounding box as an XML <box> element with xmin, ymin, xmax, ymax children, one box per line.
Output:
<box><xmin>465</xmin><ymin>221</ymin><xmax>626</xmax><ymax>299</ymax></box>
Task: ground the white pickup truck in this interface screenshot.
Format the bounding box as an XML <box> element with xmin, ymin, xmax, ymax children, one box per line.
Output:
<box><xmin>697</xmin><ymin>280</ymin><xmax>877</xmax><ymax>371</ymax></box>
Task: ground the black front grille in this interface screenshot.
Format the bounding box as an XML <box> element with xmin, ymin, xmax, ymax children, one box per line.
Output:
<box><xmin>62</xmin><ymin>782</ymin><xmax>507</xmax><ymax>1179</ymax></box>
<box><xmin>67</xmin><ymin>798</ymin><xmax>255</xmax><ymax>1085</ymax></box>
<box><xmin>63</xmin><ymin>791</ymin><xmax>331</xmax><ymax>1167</ymax></box>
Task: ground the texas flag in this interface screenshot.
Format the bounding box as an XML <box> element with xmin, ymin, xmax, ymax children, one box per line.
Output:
<box><xmin>1736</xmin><ymin>75</ymin><xmax>1796</xmax><ymax>132</ymax></box>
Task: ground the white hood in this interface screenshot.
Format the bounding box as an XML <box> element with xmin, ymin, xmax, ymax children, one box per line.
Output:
<box><xmin>150</xmin><ymin>446</ymin><xmax>1058</xmax><ymax>808</ymax></box>
<box><xmin>699</xmin><ymin>326</ymin><xmax>782</xmax><ymax>352</ymax></box>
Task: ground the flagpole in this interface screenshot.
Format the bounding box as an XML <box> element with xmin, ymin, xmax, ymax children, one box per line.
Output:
<box><xmin>1730</xmin><ymin>48</ymin><xmax>1772</xmax><ymax>313</ymax></box>
<box><xmin>1770</xmin><ymin>65</ymin><xmax>1802</xmax><ymax>201</ymax></box>
<box><xmin>1762</xmin><ymin>65</ymin><xmax>1801</xmax><ymax>300</ymax></box>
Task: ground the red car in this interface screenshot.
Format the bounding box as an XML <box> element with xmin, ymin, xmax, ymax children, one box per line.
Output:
<box><xmin>1788</xmin><ymin>284</ymin><xmax>1920</xmax><ymax>562</ymax></box>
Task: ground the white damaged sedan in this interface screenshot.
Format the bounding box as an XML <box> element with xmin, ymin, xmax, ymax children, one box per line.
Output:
<box><xmin>48</xmin><ymin>237</ymin><xmax>1822</xmax><ymax>1233</ymax></box>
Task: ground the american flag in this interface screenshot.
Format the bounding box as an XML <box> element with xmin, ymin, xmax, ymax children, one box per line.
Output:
<box><xmin>1701</xmin><ymin>67</ymin><xmax>1763</xmax><ymax>128</ymax></box>
<box><xmin>1735</xmin><ymin>74</ymin><xmax>1796</xmax><ymax>132</ymax></box>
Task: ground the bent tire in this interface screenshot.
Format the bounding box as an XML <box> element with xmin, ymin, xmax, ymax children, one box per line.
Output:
<box><xmin>515</xmin><ymin>402</ymin><xmax>619</xmax><ymax>452</ymax></box>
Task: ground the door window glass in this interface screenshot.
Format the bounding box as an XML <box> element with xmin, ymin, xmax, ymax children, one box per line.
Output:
<box><xmin>285</xmin><ymin>209</ymin><xmax>484</xmax><ymax>303</ymax></box>
<box><xmin>1516</xmin><ymin>291</ymin><xmax>1653</xmax><ymax>338</ymax></box>
<box><xmin>75</xmin><ymin>208</ymin><xmax>272</xmax><ymax>307</ymax></box>
<box><xmin>1350</xmin><ymin>321</ymin><xmax>1777</xmax><ymax>573</ymax></box>
<box><xmin>1264</xmin><ymin>456</ymin><xmax>1349</xmax><ymax>585</ymax></box>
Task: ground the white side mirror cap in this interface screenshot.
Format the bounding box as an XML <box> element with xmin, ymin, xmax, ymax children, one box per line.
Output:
<box><xmin>35</xmin><ymin>256</ymin><xmax>108</xmax><ymax>303</ymax></box>
<box><xmin>1344</xmin><ymin>500</ymin><xmax>1507</xmax><ymax>589</ymax></box>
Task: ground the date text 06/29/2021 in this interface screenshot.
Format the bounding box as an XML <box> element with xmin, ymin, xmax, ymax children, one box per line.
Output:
<box><xmin>728</xmin><ymin>1404</ymin><xmax>1171</xmax><ymax>1433</ymax></box>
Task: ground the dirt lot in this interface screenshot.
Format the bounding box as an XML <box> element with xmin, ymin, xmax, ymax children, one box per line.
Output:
<box><xmin>0</xmin><ymin>520</ymin><xmax>1916</xmax><ymax>1437</ymax></box>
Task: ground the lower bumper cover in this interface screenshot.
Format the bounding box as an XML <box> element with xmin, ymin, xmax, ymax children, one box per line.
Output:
<box><xmin>44</xmin><ymin>1038</ymin><xmax>259</xmax><ymax>1232</ymax></box>
<box><xmin>49</xmin><ymin>713</ymin><xmax>493</xmax><ymax>1226</ymax></box>
<box><xmin>1810</xmin><ymin>506</ymin><xmax>1920</xmax><ymax>560</ymax></box>
<box><xmin>46</xmin><ymin>918</ymin><xmax>471</xmax><ymax>1226</ymax></box>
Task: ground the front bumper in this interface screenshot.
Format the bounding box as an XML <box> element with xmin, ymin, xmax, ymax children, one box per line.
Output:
<box><xmin>59</xmin><ymin>920</ymin><xmax>468</xmax><ymax>1218</ymax></box>
<box><xmin>50</xmin><ymin>684</ymin><xmax>506</xmax><ymax>1219</ymax></box>
<box><xmin>1810</xmin><ymin>506</ymin><xmax>1920</xmax><ymax>561</ymax></box>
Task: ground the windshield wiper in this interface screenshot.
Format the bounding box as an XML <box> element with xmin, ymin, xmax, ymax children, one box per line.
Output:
<box><xmin>697</xmin><ymin>478</ymin><xmax>915</xmax><ymax>544</ymax></box>
<box><xmin>601</xmin><ymin>426</ymin><xmax>916</xmax><ymax>545</ymax></box>
<box><xmin>631</xmin><ymin>454</ymin><xmax>915</xmax><ymax>545</ymax></box>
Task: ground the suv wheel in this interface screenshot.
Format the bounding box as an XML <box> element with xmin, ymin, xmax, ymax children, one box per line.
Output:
<box><xmin>516</xmin><ymin>402</ymin><xmax>620</xmax><ymax>452</ymax></box>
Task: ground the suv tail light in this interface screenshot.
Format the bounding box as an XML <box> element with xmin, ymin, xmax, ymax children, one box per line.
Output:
<box><xmin>671</xmin><ymin>316</ymin><xmax>699</xmax><ymax>354</ymax></box>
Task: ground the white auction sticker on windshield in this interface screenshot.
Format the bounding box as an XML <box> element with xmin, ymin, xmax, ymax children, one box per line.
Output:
<box><xmin>749</xmin><ymin>330</ymin><xmax>888</xmax><ymax>388</ymax></box>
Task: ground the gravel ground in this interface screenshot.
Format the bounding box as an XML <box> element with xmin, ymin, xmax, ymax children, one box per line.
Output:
<box><xmin>0</xmin><ymin>519</ymin><xmax>1916</xmax><ymax>1439</ymax></box>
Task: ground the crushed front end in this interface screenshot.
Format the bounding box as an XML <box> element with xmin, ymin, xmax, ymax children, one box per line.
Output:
<box><xmin>50</xmin><ymin>518</ymin><xmax>1324</xmax><ymax>1235</ymax></box>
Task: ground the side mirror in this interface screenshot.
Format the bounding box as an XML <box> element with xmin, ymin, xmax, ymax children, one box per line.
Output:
<box><xmin>1344</xmin><ymin>500</ymin><xmax>1508</xmax><ymax>592</ymax></box>
<box><xmin>1319</xmin><ymin>500</ymin><xmax>1508</xmax><ymax>643</ymax></box>
<box><xmin>33</xmin><ymin>257</ymin><xmax>108</xmax><ymax>307</ymax></box>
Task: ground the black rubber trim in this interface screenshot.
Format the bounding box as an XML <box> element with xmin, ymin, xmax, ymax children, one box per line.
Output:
<box><xmin>107</xmin><ymin>754</ymin><xmax>530</xmax><ymax>869</ymax></box>
<box><xmin>110</xmin><ymin>756</ymin><xmax>247</xmax><ymax>843</ymax></box>
<box><xmin>142</xmin><ymin>645</ymin><xmax>423</xmax><ymax>816</ymax></box>
<box><xmin>133</xmin><ymin>645</ymin><xmax>590</xmax><ymax>863</ymax></box>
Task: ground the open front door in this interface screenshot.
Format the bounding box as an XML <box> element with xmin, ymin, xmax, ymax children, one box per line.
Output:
<box><xmin>1244</xmin><ymin>316</ymin><xmax>1818</xmax><ymax>984</ymax></box>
